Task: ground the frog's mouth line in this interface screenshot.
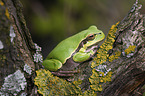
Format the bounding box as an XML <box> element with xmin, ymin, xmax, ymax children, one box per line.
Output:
<box><xmin>85</xmin><ymin>45</ymin><xmax>99</xmax><ymax>53</ymax></box>
<box><xmin>85</xmin><ymin>40</ymin><xmax>101</xmax><ymax>52</ymax></box>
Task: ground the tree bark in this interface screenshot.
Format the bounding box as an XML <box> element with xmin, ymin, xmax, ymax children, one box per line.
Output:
<box><xmin>0</xmin><ymin>0</ymin><xmax>144</xmax><ymax>96</ymax></box>
<box><xmin>0</xmin><ymin>0</ymin><xmax>41</xmax><ymax>95</ymax></box>
<box><xmin>102</xmin><ymin>1</ymin><xmax>145</xmax><ymax>95</ymax></box>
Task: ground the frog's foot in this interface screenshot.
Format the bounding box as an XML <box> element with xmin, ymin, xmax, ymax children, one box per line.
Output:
<box><xmin>51</xmin><ymin>70</ymin><xmax>80</xmax><ymax>77</ymax></box>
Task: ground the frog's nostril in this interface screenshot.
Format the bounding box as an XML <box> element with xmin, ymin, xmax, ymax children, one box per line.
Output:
<box><xmin>97</xmin><ymin>33</ymin><xmax>102</xmax><ymax>35</ymax></box>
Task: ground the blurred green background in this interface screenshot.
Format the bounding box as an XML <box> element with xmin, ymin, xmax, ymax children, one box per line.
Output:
<box><xmin>21</xmin><ymin>0</ymin><xmax>145</xmax><ymax>58</ymax></box>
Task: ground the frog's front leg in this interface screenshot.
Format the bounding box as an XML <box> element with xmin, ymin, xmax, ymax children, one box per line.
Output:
<box><xmin>73</xmin><ymin>45</ymin><xmax>98</xmax><ymax>62</ymax></box>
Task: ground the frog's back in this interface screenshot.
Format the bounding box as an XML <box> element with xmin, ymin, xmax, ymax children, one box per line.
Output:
<box><xmin>46</xmin><ymin>32</ymin><xmax>85</xmax><ymax>63</ymax></box>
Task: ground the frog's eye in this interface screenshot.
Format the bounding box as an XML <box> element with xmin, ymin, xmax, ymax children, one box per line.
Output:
<box><xmin>87</xmin><ymin>34</ymin><xmax>96</xmax><ymax>40</ymax></box>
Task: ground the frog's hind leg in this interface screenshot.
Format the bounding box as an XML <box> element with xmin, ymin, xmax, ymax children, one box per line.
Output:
<box><xmin>51</xmin><ymin>57</ymin><xmax>80</xmax><ymax>77</ymax></box>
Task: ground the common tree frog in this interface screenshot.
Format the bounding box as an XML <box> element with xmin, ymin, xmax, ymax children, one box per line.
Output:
<box><xmin>42</xmin><ymin>26</ymin><xmax>105</xmax><ymax>76</ymax></box>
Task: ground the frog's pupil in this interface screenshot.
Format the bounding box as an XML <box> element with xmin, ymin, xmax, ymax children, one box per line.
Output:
<box><xmin>87</xmin><ymin>34</ymin><xmax>95</xmax><ymax>40</ymax></box>
<box><xmin>89</xmin><ymin>35</ymin><xmax>94</xmax><ymax>37</ymax></box>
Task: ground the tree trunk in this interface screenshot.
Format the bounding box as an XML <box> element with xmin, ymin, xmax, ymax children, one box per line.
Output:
<box><xmin>0</xmin><ymin>0</ymin><xmax>144</xmax><ymax>96</ymax></box>
<box><xmin>102</xmin><ymin>1</ymin><xmax>145</xmax><ymax>95</ymax></box>
<box><xmin>0</xmin><ymin>0</ymin><xmax>41</xmax><ymax>95</ymax></box>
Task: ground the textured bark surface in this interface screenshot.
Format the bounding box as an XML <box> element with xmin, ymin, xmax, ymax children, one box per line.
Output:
<box><xmin>0</xmin><ymin>0</ymin><xmax>144</xmax><ymax>96</ymax></box>
<box><xmin>102</xmin><ymin>1</ymin><xmax>145</xmax><ymax>96</ymax></box>
<box><xmin>65</xmin><ymin>1</ymin><xmax>145</xmax><ymax>96</ymax></box>
<box><xmin>0</xmin><ymin>0</ymin><xmax>41</xmax><ymax>95</ymax></box>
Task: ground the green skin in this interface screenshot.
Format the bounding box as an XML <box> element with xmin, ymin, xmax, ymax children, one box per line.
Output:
<box><xmin>42</xmin><ymin>26</ymin><xmax>105</xmax><ymax>72</ymax></box>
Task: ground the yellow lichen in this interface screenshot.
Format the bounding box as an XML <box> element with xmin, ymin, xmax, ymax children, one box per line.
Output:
<box><xmin>109</xmin><ymin>51</ymin><xmax>121</xmax><ymax>62</ymax></box>
<box><xmin>5</xmin><ymin>8</ymin><xmax>10</xmax><ymax>19</ymax></box>
<box><xmin>97</xmin><ymin>85</ymin><xmax>103</xmax><ymax>91</ymax></box>
<box><xmin>89</xmin><ymin>22</ymin><xmax>119</xmax><ymax>92</ymax></box>
<box><xmin>108</xmin><ymin>55</ymin><xmax>115</xmax><ymax>62</ymax></box>
<box><xmin>124</xmin><ymin>45</ymin><xmax>136</xmax><ymax>55</ymax></box>
<box><xmin>0</xmin><ymin>1</ymin><xmax>4</xmax><ymax>6</ymax></box>
<box><xmin>72</xmin><ymin>79</ymin><xmax>82</xmax><ymax>86</ymax></box>
<box><xmin>115</xmin><ymin>51</ymin><xmax>121</xmax><ymax>58</ymax></box>
<box><xmin>90</xmin><ymin>84</ymin><xmax>103</xmax><ymax>92</ymax></box>
<box><xmin>34</xmin><ymin>69</ymin><xmax>82</xmax><ymax>96</ymax></box>
<box><xmin>99</xmin><ymin>77</ymin><xmax>104</xmax><ymax>82</ymax></box>
<box><xmin>83</xmin><ymin>90</ymin><xmax>97</xmax><ymax>96</ymax></box>
<box><xmin>99</xmin><ymin>71</ymin><xmax>104</xmax><ymax>76</ymax></box>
